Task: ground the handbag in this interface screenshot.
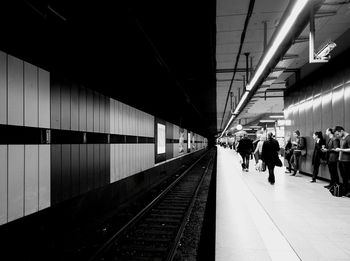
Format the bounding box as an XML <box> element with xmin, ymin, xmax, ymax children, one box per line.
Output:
<box><xmin>275</xmin><ymin>157</ymin><xmax>283</xmax><ymax>167</ymax></box>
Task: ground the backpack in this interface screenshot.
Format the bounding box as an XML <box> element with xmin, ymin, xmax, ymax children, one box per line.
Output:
<box><xmin>329</xmin><ymin>184</ymin><xmax>343</xmax><ymax>197</ymax></box>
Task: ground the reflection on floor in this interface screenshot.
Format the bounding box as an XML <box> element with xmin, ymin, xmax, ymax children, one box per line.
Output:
<box><xmin>216</xmin><ymin>146</ymin><xmax>350</xmax><ymax>261</ymax></box>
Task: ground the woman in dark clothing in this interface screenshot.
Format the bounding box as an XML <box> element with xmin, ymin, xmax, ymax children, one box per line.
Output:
<box><xmin>310</xmin><ymin>131</ymin><xmax>325</xmax><ymax>183</ymax></box>
<box><xmin>284</xmin><ymin>137</ymin><xmax>293</xmax><ymax>173</ymax></box>
<box><xmin>322</xmin><ymin>128</ymin><xmax>340</xmax><ymax>188</ymax></box>
<box><xmin>261</xmin><ymin>132</ymin><xmax>280</xmax><ymax>185</ymax></box>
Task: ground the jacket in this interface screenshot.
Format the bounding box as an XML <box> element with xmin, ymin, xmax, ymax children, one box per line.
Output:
<box><xmin>326</xmin><ymin>137</ymin><xmax>339</xmax><ymax>163</ymax></box>
<box><xmin>261</xmin><ymin>138</ymin><xmax>280</xmax><ymax>165</ymax></box>
<box><xmin>237</xmin><ymin>138</ymin><xmax>253</xmax><ymax>154</ymax></box>
<box><xmin>292</xmin><ymin>136</ymin><xmax>306</xmax><ymax>156</ymax></box>
<box><xmin>312</xmin><ymin>139</ymin><xmax>324</xmax><ymax>166</ymax></box>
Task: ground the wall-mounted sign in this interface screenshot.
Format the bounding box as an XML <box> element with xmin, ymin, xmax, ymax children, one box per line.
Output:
<box><xmin>157</xmin><ymin>123</ymin><xmax>166</xmax><ymax>154</ymax></box>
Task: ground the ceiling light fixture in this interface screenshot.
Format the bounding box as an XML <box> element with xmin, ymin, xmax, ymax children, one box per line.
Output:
<box><xmin>269</xmin><ymin>115</ymin><xmax>284</xmax><ymax>118</ymax></box>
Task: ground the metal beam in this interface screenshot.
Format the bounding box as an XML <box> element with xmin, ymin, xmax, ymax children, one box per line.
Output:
<box><xmin>216</xmin><ymin>68</ymin><xmax>252</xmax><ymax>73</ymax></box>
<box><xmin>282</xmin><ymin>54</ymin><xmax>299</xmax><ymax>60</ymax></box>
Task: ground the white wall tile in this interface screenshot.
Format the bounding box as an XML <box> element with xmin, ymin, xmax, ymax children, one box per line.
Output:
<box><xmin>7</xmin><ymin>55</ymin><xmax>23</xmax><ymax>126</ymax></box>
<box><xmin>0</xmin><ymin>145</ymin><xmax>7</xmax><ymax>225</ymax></box>
<box><xmin>39</xmin><ymin>145</ymin><xmax>50</xmax><ymax>210</ymax></box>
<box><xmin>24</xmin><ymin>62</ymin><xmax>38</xmax><ymax>127</ymax></box>
<box><xmin>24</xmin><ymin>145</ymin><xmax>39</xmax><ymax>215</ymax></box>
<box><xmin>38</xmin><ymin>69</ymin><xmax>50</xmax><ymax>128</ymax></box>
<box><xmin>8</xmin><ymin>145</ymin><xmax>24</xmax><ymax>222</ymax></box>
<box><xmin>0</xmin><ymin>52</ymin><xmax>7</xmax><ymax>124</ymax></box>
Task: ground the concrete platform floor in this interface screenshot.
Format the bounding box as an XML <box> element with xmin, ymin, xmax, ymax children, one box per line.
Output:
<box><xmin>216</xmin><ymin>146</ymin><xmax>350</xmax><ymax>261</ymax></box>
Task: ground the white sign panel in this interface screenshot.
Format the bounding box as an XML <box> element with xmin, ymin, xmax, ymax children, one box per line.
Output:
<box><xmin>157</xmin><ymin>123</ymin><xmax>166</xmax><ymax>154</ymax></box>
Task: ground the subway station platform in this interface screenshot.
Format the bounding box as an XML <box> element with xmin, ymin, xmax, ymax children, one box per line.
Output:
<box><xmin>216</xmin><ymin>146</ymin><xmax>350</xmax><ymax>261</ymax></box>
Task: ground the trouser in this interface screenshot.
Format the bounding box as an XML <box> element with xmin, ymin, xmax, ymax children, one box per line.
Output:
<box><xmin>328</xmin><ymin>161</ymin><xmax>339</xmax><ymax>185</ymax></box>
<box><xmin>339</xmin><ymin>161</ymin><xmax>350</xmax><ymax>193</ymax></box>
<box><xmin>290</xmin><ymin>153</ymin><xmax>301</xmax><ymax>173</ymax></box>
<box><xmin>312</xmin><ymin>162</ymin><xmax>320</xmax><ymax>181</ymax></box>
<box><xmin>285</xmin><ymin>154</ymin><xmax>292</xmax><ymax>172</ymax></box>
<box><xmin>240</xmin><ymin>153</ymin><xmax>250</xmax><ymax>169</ymax></box>
<box><xmin>267</xmin><ymin>163</ymin><xmax>275</xmax><ymax>183</ymax></box>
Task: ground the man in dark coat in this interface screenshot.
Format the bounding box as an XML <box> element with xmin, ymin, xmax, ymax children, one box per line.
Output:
<box><xmin>237</xmin><ymin>133</ymin><xmax>253</xmax><ymax>172</ymax></box>
<box><xmin>261</xmin><ymin>132</ymin><xmax>280</xmax><ymax>185</ymax></box>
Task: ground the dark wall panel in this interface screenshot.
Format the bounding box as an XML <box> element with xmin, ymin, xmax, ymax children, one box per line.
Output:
<box><xmin>61</xmin><ymin>144</ymin><xmax>71</xmax><ymax>200</ymax></box>
<box><xmin>93</xmin><ymin>92</ymin><xmax>100</xmax><ymax>133</ymax></box>
<box><xmin>51</xmin><ymin>145</ymin><xmax>62</xmax><ymax>204</ymax></box>
<box><xmin>99</xmin><ymin>95</ymin><xmax>105</xmax><ymax>133</ymax></box>
<box><xmin>93</xmin><ymin>144</ymin><xmax>100</xmax><ymax>189</ymax></box>
<box><xmin>79</xmin><ymin>87</ymin><xmax>87</xmax><ymax>132</ymax></box>
<box><xmin>105</xmin><ymin>97</ymin><xmax>110</xmax><ymax>134</ymax></box>
<box><xmin>61</xmin><ymin>85</ymin><xmax>71</xmax><ymax>130</ymax></box>
<box><xmin>86</xmin><ymin>89</ymin><xmax>94</xmax><ymax>132</ymax></box>
<box><xmin>70</xmin><ymin>85</ymin><xmax>79</xmax><ymax>131</ymax></box>
<box><xmin>87</xmin><ymin>145</ymin><xmax>94</xmax><ymax>191</ymax></box>
<box><xmin>79</xmin><ymin>144</ymin><xmax>88</xmax><ymax>194</ymax></box>
<box><xmin>71</xmin><ymin>144</ymin><xmax>80</xmax><ymax>197</ymax></box>
<box><xmin>313</xmin><ymin>96</ymin><xmax>322</xmax><ymax>132</ymax></box>
<box><xmin>332</xmin><ymin>86</ymin><xmax>345</xmax><ymax>127</ymax></box>
<box><xmin>345</xmin><ymin>83</ymin><xmax>350</xmax><ymax>131</ymax></box>
<box><xmin>166</xmin><ymin>122</ymin><xmax>173</xmax><ymax>159</ymax></box>
<box><xmin>100</xmin><ymin>144</ymin><xmax>106</xmax><ymax>186</ymax></box>
<box><xmin>50</xmin><ymin>82</ymin><xmax>61</xmax><ymax>129</ymax></box>
<box><xmin>321</xmin><ymin>91</ymin><xmax>332</xmax><ymax>132</ymax></box>
<box><xmin>105</xmin><ymin>144</ymin><xmax>110</xmax><ymax>185</ymax></box>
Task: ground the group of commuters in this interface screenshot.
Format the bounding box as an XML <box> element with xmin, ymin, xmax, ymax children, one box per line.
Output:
<box><xmin>284</xmin><ymin>126</ymin><xmax>350</xmax><ymax>196</ymax></box>
<box><xmin>233</xmin><ymin>125</ymin><xmax>350</xmax><ymax>193</ymax></box>
<box><xmin>236</xmin><ymin>132</ymin><xmax>281</xmax><ymax>185</ymax></box>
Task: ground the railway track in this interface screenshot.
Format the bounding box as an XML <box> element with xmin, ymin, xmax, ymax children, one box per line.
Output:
<box><xmin>89</xmin><ymin>149</ymin><xmax>216</xmax><ymax>261</ymax></box>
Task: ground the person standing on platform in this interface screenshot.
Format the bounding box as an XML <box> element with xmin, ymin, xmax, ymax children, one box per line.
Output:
<box><xmin>334</xmin><ymin>126</ymin><xmax>350</xmax><ymax>196</ymax></box>
<box><xmin>261</xmin><ymin>132</ymin><xmax>280</xmax><ymax>185</ymax></box>
<box><xmin>284</xmin><ymin>136</ymin><xmax>293</xmax><ymax>174</ymax></box>
<box><xmin>237</xmin><ymin>133</ymin><xmax>253</xmax><ymax>172</ymax></box>
<box><xmin>321</xmin><ymin>128</ymin><xmax>340</xmax><ymax>188</ymax></box>
<box><xmin>290</xmin><ymin>130</ymin><xmax>306</xmax><ymax>176</ymax></box>
<box><xmin>310</xmin><ymin>131</ymin><xmax>325</xmax><ymax>183</ymax></box>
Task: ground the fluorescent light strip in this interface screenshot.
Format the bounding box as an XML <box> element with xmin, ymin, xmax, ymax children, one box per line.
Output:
<box><xmin>233</xmin><ymin>91</ymin><xmax>249</xmax><ymax>114</ymax></box>
<box><xmin>246</xmin><ymin>0</ymin><xmax>309</xmax><ymax>91</ymax></box>
<box><xmin>221</xmin><ymin>91</ymin><xmax>249</xmax><ymax>137</ymax></box>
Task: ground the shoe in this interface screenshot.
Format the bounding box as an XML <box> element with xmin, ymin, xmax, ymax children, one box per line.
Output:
<box><xmin>245</xmin><ymin>169</ymin><xmax>249</xmax><ymax>172</ymax></box>
<box><xmin>285</xmin><ymin>170</ymin><xmax>291</xmax><ymax>174</ymax></box>
<box><xmin>309</xmin><ymin>180</ymin><xmax>316</xmax><ymax>183</ymax></box>
<box><xmin>324</xmin><ymin>184</ymin><xmax>332</xmax><ymax>188</ymax></box>
<box><xmin>290</xmin><ymin>173</ymin><xmax>296</xmax><ymax>176</ymax></box>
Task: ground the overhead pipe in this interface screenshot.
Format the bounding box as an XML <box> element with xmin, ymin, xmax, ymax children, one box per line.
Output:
<box><xmin>230</xmin><ymin>0</ymin><xmax>325</xmax><ymax>123</ymax></box>
<box><xmin>219</xmin><ymin>0</ymin><xmax>256</xmax><ymax>131</ymax></box>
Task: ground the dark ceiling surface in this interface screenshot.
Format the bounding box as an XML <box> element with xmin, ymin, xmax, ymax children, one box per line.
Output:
<box><xmin>0</xmin><ymin>0</ymin><xmax>217</xmax><ymax>138</ymax></box>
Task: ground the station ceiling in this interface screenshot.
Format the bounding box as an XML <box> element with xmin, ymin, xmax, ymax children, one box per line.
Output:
<box><xmin>0</xmin><ymin>0</ymin><xmax>217</xmax><ymax>138</ymax></box>
<box><xmin>216</xmin><ymin>0</ymin><xmax>350</xmax><ymax>135</ymax></box>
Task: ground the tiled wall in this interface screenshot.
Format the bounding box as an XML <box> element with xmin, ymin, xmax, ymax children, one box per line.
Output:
<box><xmin>109</xmin><ymin>99</ymin><xmax>155</xmax><ymax>183</ymax></box>
<box><xmin>0</xmin><ymin>50</ymin><xmax>208</xmax><ymax>226</ymax></box>
<box><xmin>0</xmin><ymin>52</ymin><xmax>51</xmax><ymax>225</ymax></box>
